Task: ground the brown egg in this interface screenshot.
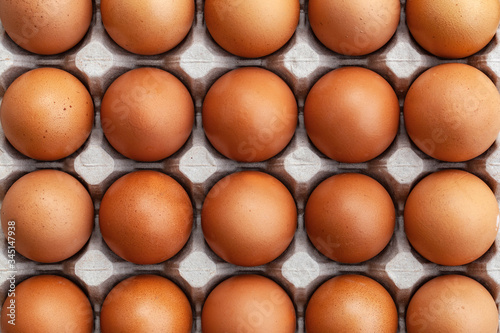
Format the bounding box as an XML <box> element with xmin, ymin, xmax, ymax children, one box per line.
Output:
<box><xmin>202</xmin><ymin>67</ymin><xmax>297</xmax><ymax>162</ymax></box>
<box><xmin>306</xmin><ymin>274</ymin><xmax>398</xmax><ymax>333</ymax></box>
<box><xmin>99</xmin><ymin>171</ymin><xmax>193</xmax><ymax>264</ymax></box>
<box><xmin>0</xmin><ymin>0</ymin><xmax>92</xmax><ymax>55</ymax></box>
<box><xmin>100</xmin><ymin>0</ymin><xmax>194</xmax><ymax>55</ymax></box>
<box><xmin>0</xmin><ymin>68</ymin><xmax>94</xmax><ymax>161</ymax></box>
<box><xmin>406</xmin><ymin>0</ymin><xmax>500</xmax><ymax>58</ymax></box>
<box><xmin>202</xmin><ymin>274</ymin><xmax>296</xmax><ymax>333</ymax></box>
<box><xmin>201</xmin><ymin>171</ymin><xmax>297</xmax><ymax>266</ymax></box>
<box><xmin>304</xmin><ymin>67</ymin><xmax>399</xmax><ymax>163</ymax></box>
<box><xmin>404</xmin><ymin>169</ymin><xmax>499</xmax><ymax>266</ymax></box>
<box><xmin>101</xmin><ymin>67</ymin><xmax>194</xmax><ymax>162</ymax></box>
<box><xmin>204</xmin><ymin>0</ymin><xmax>299</xmax><ymax>58</ymax></box>
<box><xmin>406</xmin><ymin>275</ymin><xmax>499</xmax><ymax>332</ymax></box>
<box><xmin>100</xmin><ymin>275</ymin><xmax>192</xmax><ymax>333</ymax></box>
<box><xmin>308</xmin><ymin>0</ymin><xmax>400</xmax><ymax>56</ymax></box>
<box><xmin>0</xmin><ymin>170</ymin><xmax>94</xmax><ymax>263</ymax></box>
<box><xmin>404</xmin><ymin>63</ymin><xmax>500</xmax><ymax>162</ymax></box>
<box><xmin>1</xmin><ymin>275</ymin><xmax>93</xmax><ymax>333</ymax></box>
<box><xmin>305</xmin><ymin>173</ymin><xmax>395</xmax><ymax>263</ymax></box>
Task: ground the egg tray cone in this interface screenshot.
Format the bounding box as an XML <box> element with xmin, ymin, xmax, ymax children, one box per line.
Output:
<box><xmin>1</xmin><ymin>0</ymin><xmax>500</xmax><ymax>332</ymax></box>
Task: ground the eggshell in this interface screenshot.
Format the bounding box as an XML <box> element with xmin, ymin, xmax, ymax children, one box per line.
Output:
<box><xmin>406</xmin><ymin>275</ymin><xmax>499</xmax><ymax>332</ymax></box>
<box><xmin>99</xmin><ymin>170</ymin><xmax>193</xmax><ymax>264</ymax></box>
<box><xmin>101</xmin><ymin>0</ymin><xmax>194</xmax><ymax>55</ymax></box>
<box><xmin>202</xmin><ymin>67</ymin><xmax>297</xmax><ymax>162</ymax></box>
<box><xmin>0</xmin><ymin>68</ymin><xmax>94</xmax><ymax>161</ymax></box>
<box><xmin>404</xmin><ymin>63</ymin><xmax>500</xmax><ymax>162</ymax></box>
<box><xmin>308</xmin><ymin>0</ymin><xmax>400</xmax><ymax>56</ymax></box>
<box><xmin>406</xmin><ymin>0</ymin><xmax>500</xmax><ymax>58</ymax></box>
<box><xmin>100</xmin><ymin>275</ymin><xmax>192</xmax><ymax>333</ymax></box>
<box><xmin>100</xmin><ymin>67</ymin><xmax>194</xmax><ymax>162</ymax></box>
<box><xmin>0</xmin><ymin>0</ymin><xmax>92</xmax><ymax>54</ymax></box>
<box><xmin>304</xmin><ymin>67</ymin><xmax>399</xmax><ymax>163</ymax></box>
<box><xmin>0</xmin><ymin>275</ymin><xmax>93</xmax><ymax>333</ymax></box>
<box><xmin>0</xmin><ymin>170</ymin><xmax>94</xmax><ymax>263</ymax></box>
<box><xmin>202</xmin><ymin>274</ymin><xmax>296</xmax><ymax>333</ymax></box>
<box><xmin>404</xmin><ymin>169</ymin><xmax>499</xmax><ymax>266</ymax></box>
<box><xmin>305</xmin><ymin>173</ymin><xmax>395</xmax><ymax>263</ymax></box>
<box><xmin>305</xmin><ymin>274</ymin><xmax>398</xmax><ymax>332</ymax></box>
<box><xmin>204</xmin><ymin>0</ymin><xmax>300</xmax><ymax>58</ymax></box>
<box><xmin>201</xmin><ymin>171</ymin><xmax>297</xmax><ymax>266</ymax></box>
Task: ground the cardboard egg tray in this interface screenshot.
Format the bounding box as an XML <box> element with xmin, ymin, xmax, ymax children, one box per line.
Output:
<box><xmin>1</xmin><ymin>0</ymin><xmax>500</xmax><ymax>331</ymax></box>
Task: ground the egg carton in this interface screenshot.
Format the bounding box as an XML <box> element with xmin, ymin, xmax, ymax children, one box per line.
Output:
<box><xmin>1</xmin><ymin>0</ymin><xmax>500</xmax><ymax>332</ymax></box>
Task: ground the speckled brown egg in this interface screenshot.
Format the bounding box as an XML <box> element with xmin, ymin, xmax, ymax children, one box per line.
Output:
<box><xmin>0</xmin><ymin>170</ymin><xmax>94</xmax><ymax>263</ymax></box>
<box><xmin>406</xmin><ymin>0</ymin><xmax>500</xmax><ymax>58</ymax></box>
<box><xmin>101</xmin><ymin>0</ymin><xmax>194</xmax><ymax>55</ymax></box>
<box><xmin>99</xmin><ymin>171</ymin><xmax>193</xmax><ymax>264</ymax></box>
<box><xmin>0</xmin><ymin>68</ymin><xmax>94</xmax><ymax>161</ymax></box>
<box><xmin>404</xmin><ymin>63</ymin><xmax>500</xmax><ymax>162</ymax></box>
<box><xmin>100</xmin><ymin>67</ymin><xmax>194</xmax><ymax>162</ymax></box>
<box><xmin>305</xmin><ymin>274</ymin><xmax>398</xmax><ymax>332</ymax></box>
<box><xmin>202</xmin><ymin>67</ymin><xmax>297</xmax><ymax>162</ymax></box>
<box><xmin>308</xmin><ymin>0</ymin><xmax>400</xmax><ymax>55</ymax></box>
<box><xmin>304</xmin><ymin>67</ymin><xmax>399</xmax><ymax>163</ymax></box>
<box><xmin>201</xmin><ymin>171</ymin><xmax>297</xmax><ymax>266</ymax></box>
<box><xmin>404</xmin><ymin>169</ymin><xmax>499</xmax><ymax>266</ymax></box>
<box><xmin>305</xmin><ymin>173</ymin><xmax>395</xmax><ymax>263</ymax></box>
<box><xmin>1</xmin><ymin>275</ymin><xmax>93</xmax><ymax>333</ymax></box>
<box><xmin>0</xmin><ymin>0</ymin><xmax>92</xmax><ymax>54</ymax></box>
<box><xmin>100</xmin><ymin>275</ymin><xmax>192</xmax><ymax>333</ymax></box>
<box><xmin>204</xmin><ymin>0</ymin><xmax>300</xmax><ymax>58</ymax></box>
<box><xmin>406</xmin><ymin>275</ymin><xmax>498</xmax><ymax>332</ymax></box>
<box><xmin>202</xmin><ymin>274</ymin><xmax>296</xmax><ymax>333</ymax></box>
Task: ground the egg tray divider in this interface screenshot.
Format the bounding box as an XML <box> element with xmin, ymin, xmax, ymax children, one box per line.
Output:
<box><xmin>1</xmin><ymin>0</ymin><xmax>500</xmax><ymax>332</ymax></box>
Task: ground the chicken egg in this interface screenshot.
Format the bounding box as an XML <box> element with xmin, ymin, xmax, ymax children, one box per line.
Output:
<box><xmin>308</xmin><ymin>0</ymin><xmax>400</xmax><ymax>56</ymax></box>
<box><xmin>100</xmin><ymin>67</ymin><xmax>194</xmax><ymax>162</ymax></box>
<box><xmin>305</xmin><ymin>274</ymin><xmax>398</xmax><ymax>332</ymax></box>
<box><xmin>305</xmin><ymin>173</ymin><xmax>395</xmax><ymax>263</ymax></box>
<box><xmin>404</xmin><ymin>63</ymin><xmax>500</xmax><ymax>162</ymax></box>
<box><xmin>99</xmin><ymin>171</ymin><xmax>193</xmax><ymax>265</ymax></box>
<box><xmin>406</xmin><ymin>275</ymin><xmax>498</xmax><ymax>332</ymax></box>
<box><xmin>406</xmin><ymin>0</ymin><xmax>500</xmax><ymax>58</ymax></box>
<box><xmin>0</xmin><ymin>68</ymin><xmax>94</xmax><ymax>161</ymax></box>
<box><xmin>100</xmin><ymin>0</ymin><xmax>194</xmax><ymax>55</ymax></box>
<box><xmin>204</xmin><ymin>0</ymin><xmax>300</xmax><ymax>58</ymax></box>
<box><xmin>202</xmin><ymin>67</ymin><xmax>297</xmax><ymax>162</ymax></box>
<box><xmin>1</xmin><ymin>170</ymin><xmax>94</xmax><ymax>263</ymax></box>
<box><xmin>304</xmin><ymin>66</ymin><xmax>399</xmax><ymax>163</ymax></box>
<box><xmin>404</xmin><ymin>169</ymin><xmax>499</xmax><ymax>266</ymax></box>
<box><xmin>1</xmin><ymin>275</ymin><xmax>93</xmax><ymax>333</ymax></box>
<box><xmin>201</xmin><ymin>171</ymin><xmax>297</xmax><ymax>267</ymax></box>
<box><xmin>100</xmin><ymin>275</ymin><xmax>192</xmax><ymax>333</ymax></box>
<box><xmin>202</xmin><ymin>274</ymin><xmax>296</xmax><ymax>333</ymax></box>
<box><xmin>0</xmin><ymin>0</ymin><xmax>92</xmax><ymax>54</ymax></box>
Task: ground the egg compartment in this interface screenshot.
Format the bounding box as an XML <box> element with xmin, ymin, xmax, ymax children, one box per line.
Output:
<box><xmin>1</xmin><ymin>0</ymin><xmax>500</xmax><ymax>332</ymax></box>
